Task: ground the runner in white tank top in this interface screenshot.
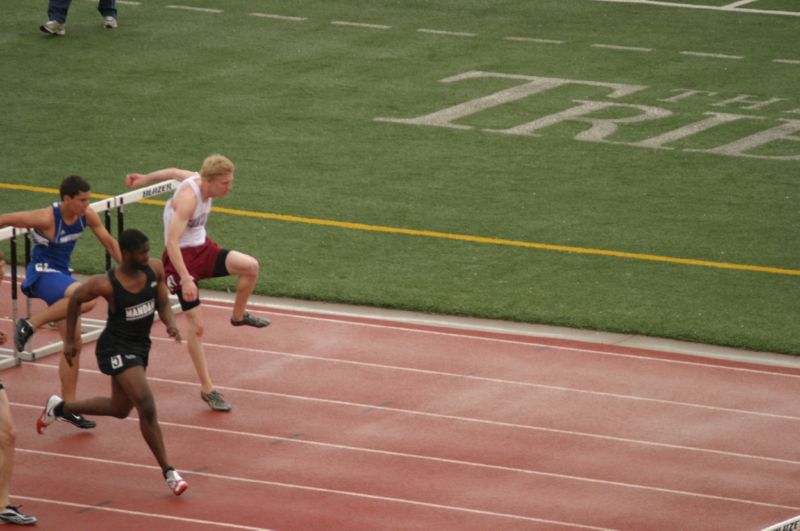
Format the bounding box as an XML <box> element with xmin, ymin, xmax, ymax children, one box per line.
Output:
<box><xmin>125</xmin><ymin>154</ymin><xmax>270</xmax><ymax>413</ymax></box>
<box><xmin>163</xmin><ymin>175</ymin><xmax>211</xmax><ymax>248</ymax></box>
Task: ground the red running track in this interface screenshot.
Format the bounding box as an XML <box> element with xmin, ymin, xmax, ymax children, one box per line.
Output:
<box><xmin>1</xmin><ymin>293</ymin><xmax>800</xmax><ymax>530</ymax></box>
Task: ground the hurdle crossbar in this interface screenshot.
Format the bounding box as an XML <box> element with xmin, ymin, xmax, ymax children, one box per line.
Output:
<box><xmin>1</xmin><ymin>180</ymin><xmax>179</xmax><ymax>363</ymax></box>
<box><xmin>763</xmin><ymin>515</ymin><xmax>800</xmax><ymax>531</ymax></box>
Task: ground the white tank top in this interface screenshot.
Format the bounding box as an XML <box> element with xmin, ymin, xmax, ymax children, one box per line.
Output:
<box><xmin>163</xmin><ymin>174</ymin><xmax>212</xmax><ymax>248</ymax></box>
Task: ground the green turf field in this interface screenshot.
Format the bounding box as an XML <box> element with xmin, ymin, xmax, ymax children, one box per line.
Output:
<box><xmin>1</xmin><ymin>0</ymin><xmax>799</xmax><ymax>354</ymax></box>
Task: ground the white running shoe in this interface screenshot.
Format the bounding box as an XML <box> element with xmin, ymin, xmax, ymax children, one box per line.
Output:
<box><xmin>165</xmin><ymin>469</ymin><xmax>188</xmax><ymax>496</ymax></box>
<box><xmin>0</xmin><ymin>504</ymin><xmax>37</xmax><ymax>525</ymax></box>
<box><xmin>102</xmin><ymin>16</ymin><xmax>118</xmax><ymax>29</ymax></box>
<box><xmin>39</xmin><ymin>20</ymin><xmax>66</xmax><ymax>36</ymax></box>
<box><xmin>36</xmin><ymin>395</ymin><xmax>63</xmax><ymax>434</ymax></box>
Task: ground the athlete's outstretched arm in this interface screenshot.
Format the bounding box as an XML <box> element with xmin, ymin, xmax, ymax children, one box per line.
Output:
<box><xmin>125</xmin><ymin>168</ymin><xmax>194</xmax><ymax>189</ymax></box>
<box><xmin>0</xmin><ymin>207</ymin><xmax>54</xmax><ymax>234</ymax></box>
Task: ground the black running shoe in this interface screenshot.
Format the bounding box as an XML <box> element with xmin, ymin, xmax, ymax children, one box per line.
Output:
<box><xmin>60</xmin><ymin>413</ymin><xmax>96</xmax><ymax>429</ymax></box>
<box><xmin>14</xmin><ymin>319</ymin><xmax>34</xmax><ymax>352</ymax></box>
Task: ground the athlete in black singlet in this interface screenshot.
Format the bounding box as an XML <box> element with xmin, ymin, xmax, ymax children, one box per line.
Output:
<box><xmin>35</xmin><ymin>229</ymin><xmax>189</xmax><ymax>496</ymax></box>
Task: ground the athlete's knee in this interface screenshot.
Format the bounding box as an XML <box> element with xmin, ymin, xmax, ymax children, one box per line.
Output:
<box><xmin>188</xmin><ymin>324</ymin><xmax>204</xmax><ymax>339</ymax></box>
<box><xmin>241</xmin><ymin>255</ymin><xmax>259</xmax><ymax>277</ymax></box>
<box><xmin>80</xmin><ymin>299</ymin><xmax>97</xmax><ymax>314</ymax></box>
<box><xmin>111</xmin><ymin>409</ymin><xmax>129</xmax><ymax>419</ymax></box>
<box><xmin>137</xmin><ymin>396</ymin><xmax>157</xmax><ymax>422</ymax></box>
<box><xmin>0</xmin><ymin>422</ymin><xmax>17</xmax><ymax>449</ymax></box>
<box><xmin>111</xmin><ymin>404</ymin><xmax>134</xmax><ymax>419</ymax></box>
<box><xmin>186</xmin><ymin>310</ymin><xmax>205</xmax><ymax>338</ymax></box>
<box><xmin>228</xmin><ymin>252</ymin><xmax>259</xmax><ymax>278</ymax></box>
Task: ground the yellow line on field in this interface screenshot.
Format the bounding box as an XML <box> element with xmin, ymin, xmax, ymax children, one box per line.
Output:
<box><xmin>2</xmin><ymin>182</ymin><xmax>797</xmax><ymax>276</ymax></box>
<box><xmin>0</xmin><ymin>183</ymin><xmax>62</xmax><ymax>196</ymax></box>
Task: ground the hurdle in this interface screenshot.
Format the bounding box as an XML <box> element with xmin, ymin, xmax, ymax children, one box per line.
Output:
<box><xmin>0</xmin><ymin>180</ymin><xmax>179</xmax><ymax>365</ymax></box>
<box><xmin>763</xmin><ymin>515</ymin><xmax>800</xmax><ymax>531</ymax></box>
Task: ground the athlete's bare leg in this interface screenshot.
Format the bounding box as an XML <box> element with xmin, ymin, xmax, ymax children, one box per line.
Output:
<box><xmin>183</xmin><ymin>306</ymin><xmax>215</xmax><ymax>394</ymax></box>
<box><xmin>27</xmin><ymin>281</ymin><xmax>96</xmax><ymax>329</ymax></box>
<box><xmin>224</xmin><ymin>250</ymin><xmax>259</xmax><ymax>322</ymax></box>
<box><xmin>55</xmin><ymin>319</ymin><xmax>82</xmax><ymax>401</ymax></box>
<box><xmin>63</xmin><ymin>366</ymin><xmax>172</xmax><ymax>474</ymax></box>
<box><xmin>28</xmin><ymin>299</ymin><xmax>96</xmax><ymax>329</ymax></box>
<box><xmin>0</xmin><ymin>390</ymin><xmax>16</xmax><ymax>508</ymax></box>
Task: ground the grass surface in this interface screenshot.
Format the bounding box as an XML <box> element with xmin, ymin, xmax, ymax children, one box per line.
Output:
<box><xmin>1</xmin><ymin>0</ymin><xmax>799</xmax><ymax>354</ymax></box>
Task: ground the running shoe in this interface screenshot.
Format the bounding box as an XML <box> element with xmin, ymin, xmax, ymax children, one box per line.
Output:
<box><xmin>230</xmin><ymin>312</ymin><xmax>270</xmax><ymax>328</ymax></box>
<box><xmin>60</xmin><ymin>412</ymin><xmax>96</xmax><ymax>430</ymax></box>
<box><xmin>39</xmin><ymin>20</ymin><xmax>65</xmax><ymax>35</ymax></box>
<box><xmin>102</xmin><ymin>16</ymin><xmax>118</xmax><ymax>29</ymax></box>
<box><xmin>36</xmin><ymin>395</ymin><xmax>63</xmax><ymax>434</ymax></box>
<box><xmin>201</xmin><ymin>389</ymin><xmax>231</xmax><ymax>412</ymax></box>
<box><xmin>14</xmin><ymin>319</ymin><xmax>34</xmax><ymax>353</ymax></box>
<box><xmin>0</xmin><ymin>504</ymin><xmax>37</xmax><ymax>525</ymax></box>
<box><xmin>165</xmin><ymin>469</ymin><xmax>188</xmax><ymax>496</ymax></box>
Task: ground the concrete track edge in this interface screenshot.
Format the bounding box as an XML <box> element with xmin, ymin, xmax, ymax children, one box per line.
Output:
<box><xmin>201</xmin><ymin>289</ymin><xmax>800</xmax><ymax>371</ymax></box>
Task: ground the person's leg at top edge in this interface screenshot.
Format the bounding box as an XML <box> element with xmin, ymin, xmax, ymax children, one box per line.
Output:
<box><xmin>41</xmin><ymin>0</ymin><xmax>71</xmax><ymax>35</ymax></box>
<box><xmin>97</xmin><ymin>0</ymin><xmax>118</xmax><ymax>28</ymax></box>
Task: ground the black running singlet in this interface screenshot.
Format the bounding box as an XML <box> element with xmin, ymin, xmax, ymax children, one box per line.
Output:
<box><xmin>96</xmin><ymin>265</ymin><xmax>157</xmax><ymax>357</ymax></box>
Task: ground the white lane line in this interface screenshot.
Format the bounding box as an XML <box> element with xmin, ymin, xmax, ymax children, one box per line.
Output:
<box><xmin>148</xmin><ymin>419</ymin><xmax>800</xmax><ymax>506</ymax></box>
<box><xmin>724</xmin><ymin>0</ymin><xmax>763</xmax><ymax>6</ymax></box>
<box><xmin>17</xmin><ymin>436</ymin><xmax>800</xmax><ymax>513</ymax></box>
<box><xmin>197</xmin><ymin>293</ymin><xmax>800</xmax><ymax>372</ymax></box>
<box><xmin>167</xmin><ymin>338</ymin><xmax>800</xmax><ymax>423</ymax></box>
<box><xmin>201</xmin><ymin>302</ymin><xmax>800</xmax><ymax>380</ymax></box>
<box><xmin>592</xmin><ymin>0</ymin><xmax>800</xmax><ymax>16</ymax></box>
<box><xmin>165</xmin><ymin>5</ymin><xmax>223</xmax><ymax>13</ymax></box>
<box><xmin>18</xmin><ymin>400</ymin><xmax>800</xmax><ymax>503</ymax></box>
<box><xmin>680</xmin><ymin>50</ymin><xmax>743</xmax><ymax>59</ymax></box>
<box><xmin>18</xmin><ymin>449</ymin><xmax>612</xmax><ymax>529</ymax></box>
<box><xmin>331</xmin><ymin>20</ymin><xmax>391</xmax><ymax>30</ymax></box>
<box><xmin>504</xmin><ymin>36</ymin><xmax>564</xmax><ymax>44</ymax></box>
<box><xmin>206</xmin><ymin>390</ymin><xmax>800</xmax><ymax>467</ymax></box>
<box><xmin>591</xmin><ymin>43</ymin><xmax>652</xmax><ymax>52</ymax></box>
<box><xmin>774</xmin><ymin>58</ymin><xmax>800</xmax><ymax>65</ymax></box>
<box><xmin>13</xmin><ymin>493</ymin><xmax>271</xmax><ymax>530</ymax></box>
<box><xmin>417</xmin><ymin>28</ymin><xmax>477</xmax><ymax>37</ymax></box>
<box><xmin>248</xmin><ymin>12</ymin><xmax>307</xmax><ymax>22</ymax></box>
<box><xmin>21</xmin><ymin>365</ymin><xmax>800</xmax><ymax>467</ymax></box>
